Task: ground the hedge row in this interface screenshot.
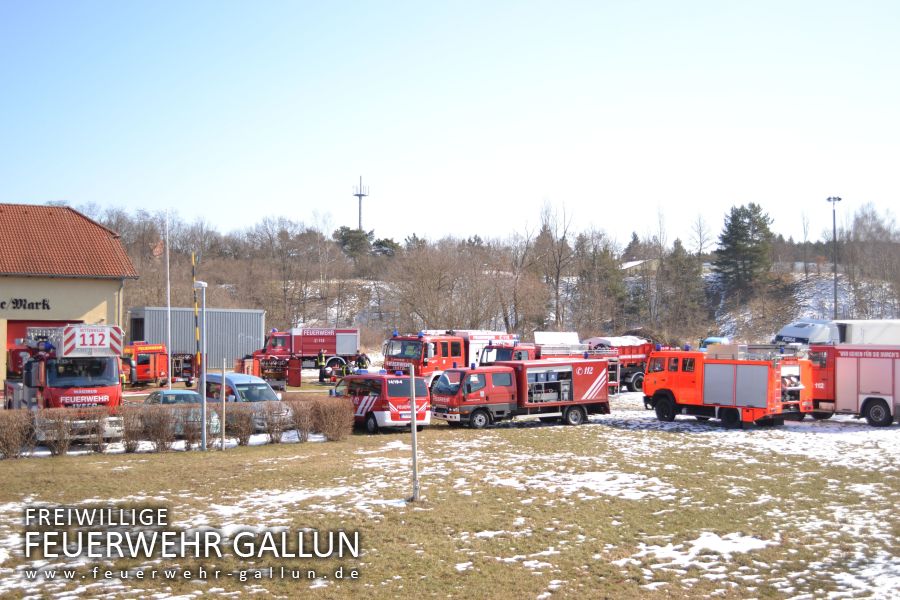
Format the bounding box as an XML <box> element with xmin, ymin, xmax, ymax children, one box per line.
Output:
<box><xmin>0</xmin><ymin>398</ymin><xmax>354</xmax><ymax>459</ymax></box>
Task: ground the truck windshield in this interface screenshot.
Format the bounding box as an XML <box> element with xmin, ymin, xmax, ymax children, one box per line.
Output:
<box><xmin>433</xmin><ymin>371</ymin><xmax>462</xmax><ymax>395</ymax></box>
<box><xmin>235</xmin><ymin>383</ymin><xmax>279</xmax><ymax>402</ymax></box>
<box><xmin>386</xmin><ymin>378</ymin><xmax>429</xmax><ymax>398</ymax></box>
<box><xmin>47</xmin><ymin>357</ymin><xmax>118</xmax><ymax>387</ymax></box>
<box><xmin>266</xmin><ymin>336</ymin><xmax>287</xmax><ymax>349</ymax></box>
<box><xmin>481</xmin><ymin>347</ymin><xmax>514</xmax><ymax>363</ymax></box>
<box><xmin>384</xmin><ymin>340</ymin><xmax>423</xmax><ymax>359</ymax></box>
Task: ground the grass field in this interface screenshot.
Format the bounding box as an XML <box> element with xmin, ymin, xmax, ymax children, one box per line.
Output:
<box><xmin>0</xmin><ymin>392</ymin><xmax>898</xmax><ymax>599</ymax></box>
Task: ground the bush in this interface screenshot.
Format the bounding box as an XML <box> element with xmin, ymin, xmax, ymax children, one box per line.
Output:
<box><xmin>0</xmin><ymin>410</ymin><xmax>35</xmax><ymax>459</ymax></box>
<box><xmin>38</xmin><ymin>409</ymin><xmax>74</xmax><ymax>456</ymax></box>
<box><xmin>260</xmin><ymin>401</ymin><xmax>289</xmax><ymax>444</ymax></box>
<box><xmin>314</xmin><ymin>398</ymin><xmax>354</xmax><ymax>442</ymax></box>
<box><xmin>120</xmin><ymin>405</ymin><xmax>144</xmax><ymax>453</ymax></box>
<box><xmin>178</xmin><ymin>405</ymin><xmax>202</xmax><ymax>451</ymax></box>
<box><xmin>75</xmin><ymin>407</ymin><xmax>109</xmax><ymax>453</ymax></box>
<box><xmin>226</xmin><ymin>404</ymin><xmax>254</xmax><ymax>446</ymax></box>
<box><xmin>286</xmin><ymin>400</ymin><xmax>314</xmax><ymax>442</ymax></box>
<box><xmin>142</xmin><ymin>406</ymin><xmax>176</xmax><ymax>452</ymax></box>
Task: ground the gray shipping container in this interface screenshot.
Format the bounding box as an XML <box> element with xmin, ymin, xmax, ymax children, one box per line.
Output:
<box><xmin>127</xmin><ymin>307</ymin><xmax>265</xmax><ymax>368</ymax></box>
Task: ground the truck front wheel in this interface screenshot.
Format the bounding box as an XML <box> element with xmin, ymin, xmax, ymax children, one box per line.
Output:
<box><xmin>654</xmin><ymin>395</ymin><xmax>676</xmax><ymax>422</ymax></box>
<box><xmin>563</xmin><ymin>406</ymin><xmax>586</xmax><ymax>426</ymax></box>
<box><xmin>630</xmin><ymin>373</ymin><xmax>644</xmax><ymax>392</ymax></box>
<box><xmin>469</xmin><ymin>410</ymin><xmax>490</xmax><ymax>430</ymax></box>
<box><xmin>863</xmin><ymin>399</ymin><xmax>892</xmax><ymax>427</ymax></box>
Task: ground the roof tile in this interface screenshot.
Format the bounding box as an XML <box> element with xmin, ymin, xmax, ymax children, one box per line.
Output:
<box><xmin>0</xmin><ymin>203</ymin><xmax>138</xmax><ymax>279</ymax></box>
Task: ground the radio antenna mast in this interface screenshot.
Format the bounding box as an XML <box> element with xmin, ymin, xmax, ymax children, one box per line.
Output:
<box><xmin>352</xmin><ymin>176</ymin><xmax>369</xmax><ymax>231</ymax></box>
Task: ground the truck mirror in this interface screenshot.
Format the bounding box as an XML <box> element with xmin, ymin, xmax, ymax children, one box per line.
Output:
<box><xmin>427</xmin><ymin>343</ymin><xmax>435</xmax><ymax>358</ymax></box>
<box><xmin>227</xmin><ymin>394</ymin><xmax>236</xmax><ymax>402</ymax></box>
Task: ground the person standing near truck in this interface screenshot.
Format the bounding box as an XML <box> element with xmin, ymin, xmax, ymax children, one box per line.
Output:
<box><xmin>316</xmin><ymin>349</ymin><xmax>327</xmax><ymax>383</ymax></box>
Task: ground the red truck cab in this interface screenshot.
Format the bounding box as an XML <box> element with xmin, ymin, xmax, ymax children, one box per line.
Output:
<box><xmin>123</xmin><ymin>342</ymin><xmax>169</xmax><ymax>387</ymax></box>
<box><xmin>431</xmin><ymin>358</ymin><xmax>610</xmax><ymax>428</ymax></box>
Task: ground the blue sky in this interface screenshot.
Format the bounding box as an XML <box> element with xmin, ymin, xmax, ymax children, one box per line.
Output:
<box><xmin>2</xmin><ymin>1</ymin><xmax>898</xmax><ymax>247</ymax></box>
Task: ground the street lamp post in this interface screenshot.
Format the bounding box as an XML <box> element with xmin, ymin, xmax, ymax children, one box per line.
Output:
<box><xmin>193</xmin><ymin>281</ymin><xmax>208</xmax><ymax>450</ymax></box>
<box><xmin>826</xmin><ymin>197</ymin><xmax>841</xmax><ymax>319</ymax></box>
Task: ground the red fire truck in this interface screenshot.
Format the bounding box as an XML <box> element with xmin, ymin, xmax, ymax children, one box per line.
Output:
<box><xmin>383</xmin><ymin>329</ymin><xmax>517</xmax><ymax>387</ymax></box>
<box><xmin>430</xmin><ymin>357</ymin><xmax>610</xmax><ymax>428</ymax></box>
<box><xmin>582</xmin><ymin>335</ymin><xmax>655</xmax><ymax>392</ymax></box>
<box><xmin>122</xmin><ymin>342</ymin><xmax>169</xmax><ymax>387</ymax></box>
<box><xmin>808</xmin><ymin>344</ymin><xmax>900</xmax><ymax>426</ymax></box>
<box><xmin>240</xmin><ymin>328</ymin><xmax>359</xmax><ymax>389</ymax></box>
<box><xmin>479</xmin><ymin>334</ymin><xmax>621</xmax><ymax>393</ymax></box>
<box><xmin>254</xmin><ymin>328</ymin><xmax>360</xmax><ymax>368</ymax></box>
<box><xmin>643</xmin><ymin>345</ymin><xmax>813</xmax><ymax>427</ymax></box>
<box><xmin>333</xmin><ymin>371</ymin><xmax>430</xmax><ymax>434</ymax></box>
<box><xmin>4</xmin><ymin>325</ymin><xmax>126</xmax><ymax>439</ymax></box>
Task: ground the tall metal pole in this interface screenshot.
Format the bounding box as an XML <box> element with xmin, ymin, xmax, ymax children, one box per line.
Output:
<box><xmin>352</xmin><ymin>176</ymin><xmax>368</xmax><ymax>231</ymax></box>
<box><xmin>192</xmin><ymin>253</ymin><xmax>200</xmax><ymax>383</ymax></box>
<box><xmin>408</xmin><ymin>365</ymin><xmax>420</xmax><ymax>502</ymax></box>
<box><xmin>165</xmin><ymin>210</ymin><xmax>172</xmax><ymax>390</ymax></box>
<box><xmin>827</xmin><ymin>196</ymin><xmax>841</xmax><ymax>319</ymax></box>
<box><xmin>194</xmin><ymin>281</ymin><xmax>208</xmax><ymax>450</ymax></box>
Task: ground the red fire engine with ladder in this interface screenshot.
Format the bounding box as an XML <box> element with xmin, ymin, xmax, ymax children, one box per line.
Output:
<box><xmin>383</xmin><ymin>329</ymin><xmax>517</xmax><ymax>388</ymax></box>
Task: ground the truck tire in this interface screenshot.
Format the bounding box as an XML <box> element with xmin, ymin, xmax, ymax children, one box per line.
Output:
<box><xmin>654</xmin><ymin>395</ymin><xmax>676</xmax><ymax>422</ymax></box>
<box><xmin>863</xmin><ymin>399</ymin><xmax>892</xmax><ymax>427</ymax></box>
<box><xmin>563</xmin><ymin>406</ymin><xmax>586</xmax><ymax>426</ymax></box>
<box><xmin>720</xmin><ymin>408</ymin><xmax>741</xmax><ymax>429</ymax></box>
<box><xmin>365</xmin><ymin>413</ymin><xmax>380</xmax><ymax>434</ymax></box>
<box><xmin>630</xmin><ymin>373</ymin><xmax>644</xmax><ymax>392</ymax></box>
<box><xmin>469</xmin><ymin>410</ymin><xmax>490</xmax><ymax>430</ymax></box>
<box><xmin>811</xmin><ymin>412</ymin><xmax>833</xmax><ymax>420</ymax></box>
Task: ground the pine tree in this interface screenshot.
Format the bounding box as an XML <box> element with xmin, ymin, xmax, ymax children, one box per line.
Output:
<box><xmin>713</xmin><ymin>203</ymin><xmax>774</xmax><ymax>294</ymax></box>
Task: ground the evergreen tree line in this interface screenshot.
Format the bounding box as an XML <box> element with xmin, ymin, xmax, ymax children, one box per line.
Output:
<box><xmin>64</xmin><ymin>201</ymin><xmax>900</xmax><ymax>346</ymax></box>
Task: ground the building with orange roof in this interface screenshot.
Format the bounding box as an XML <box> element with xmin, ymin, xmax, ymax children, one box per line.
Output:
<box><xmin>0</xmin><ymin>203</ymin><xmax>138</xmax><ymax>378</ymax></box>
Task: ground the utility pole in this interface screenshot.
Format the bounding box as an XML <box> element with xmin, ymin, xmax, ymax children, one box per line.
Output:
<box><xmin>352</xmin><ymin>176</ymin><xmax>369</xmax><ymax>231</ymax></box>
<box><xmin>827</xmin><ymin>196</ymin><xmax>842</xmax><ymax>319</ymax></box>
